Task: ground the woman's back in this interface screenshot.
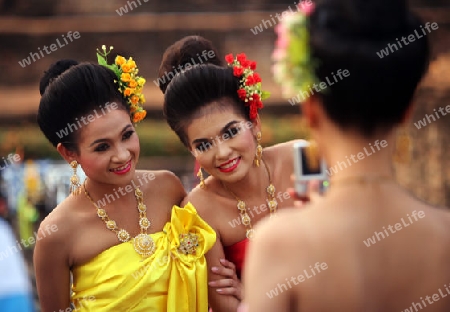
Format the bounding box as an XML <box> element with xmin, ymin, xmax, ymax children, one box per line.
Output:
<box><xmin>250</xmin><ymin>183</ymin><xmax>450</xmax><ymax>312</ymax></box>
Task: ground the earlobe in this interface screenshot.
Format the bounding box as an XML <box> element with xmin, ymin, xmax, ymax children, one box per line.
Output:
<box><xmin>401</xmin><ymin>102</ymin><xmax>415</xmax><ymax>124</ymax></box>
<box><xmin>302</xmin><ymin>95</ymin><xmax>323</xmax><ymax>129</ymax></box>
<box><xmin>56</xmin><ymin>143</ymin><xmax>77</xmax><ymax>164</ymax></box>
<box><xmin>302</xmin><ymin>97</ymin><xmax>314</xmax><ymax>128</ymax></box>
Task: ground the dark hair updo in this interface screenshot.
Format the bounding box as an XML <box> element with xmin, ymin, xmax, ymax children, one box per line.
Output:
<box><xmin>158</xmin><ymin>35</ymin><xmax>224</xmax><ymax>93</ymax></box>
<box><xmin>37</xmin><ymin>60</ymin><xmax>129</xmax><ymax>152</ymax></box>
<box><xmin>308</xmin><ymin>0</ymin><xmax>430</xmax><ymax>136</ymax></box>
<box><xmin>164</xmin><ymin>64</ymin><xmax>250</xmax><ymax>147</ymax></box>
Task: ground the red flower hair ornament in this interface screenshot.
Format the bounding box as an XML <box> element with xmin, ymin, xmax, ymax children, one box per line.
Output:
<box><xmin>225</xmin><ymin>53</ymin><xmax>270</xmax><ymax>120</ymax></box>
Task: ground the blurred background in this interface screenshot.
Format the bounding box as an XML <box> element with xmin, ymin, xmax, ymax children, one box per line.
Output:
<box><xmin>0</xmin><ymin>0</ymin><xmax>449</xmax><ymax>310</ymax></box>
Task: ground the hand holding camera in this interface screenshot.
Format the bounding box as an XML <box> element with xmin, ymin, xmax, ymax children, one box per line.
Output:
<box><xmin>291</xmin><ymin>141</ymin><xmax>328</xmax><ymax>205</ymax></box>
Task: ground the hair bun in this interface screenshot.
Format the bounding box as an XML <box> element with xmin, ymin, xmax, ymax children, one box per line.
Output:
<box><xmin>39</xmin><ymin>59</ymin><xmax>79</xmax><ymax>95</ymax></box>
<box><xmin>312</xmin><ymin>0</ymin><xmax>413</xmax><ymax>39</ymax></box>
<box><xmin>158</xmin><ymin>36</ymin><xmax>223</xmax><ymax>93</ymax></box>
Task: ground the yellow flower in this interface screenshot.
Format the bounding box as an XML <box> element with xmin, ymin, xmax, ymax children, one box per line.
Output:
<box><xmin>133</xmin><ymin>111</ymin><xmax>147</xmax><ymax>123</ymax></box>
<box><xmin>115</xmin><ymin>56</ymin><xmax>126</xmax><ymax>66</ymax></box>
<box><xmin>127</xmin><ymin>59</ymin><xmax>136</xmax><ymax>69</ymax></box>
<box><xmin>130</xmin><ymin>95</ymin><xmax>140</xmax><ymax>105</ymax></box>
<box><xmin>124</xmin><ymin>88</ymin><xmax>134</xmax><ymax>96</ymax></box>
<box><xmin>128</xmin><ymin>79</ymin><xmax>138</xmax><ymax>88</ymax></box>
<box><xmin>121</xmin><ymin>73</ymin><xmax>131</xmax><ymax>82</ymax></box>
<box><xmin>139</xmin><ymin>94</ymin><xmax>146</xmax><ymax>103</ymax></box>
<box><xmin>137</xmin><ymin>77</ymin><xmax>146</xmax><ymax>87</ymax></box>
<box><xmin>121</xmin><ymin>64</ymin><xmax>131</xmax><ymax>73</ymax></box>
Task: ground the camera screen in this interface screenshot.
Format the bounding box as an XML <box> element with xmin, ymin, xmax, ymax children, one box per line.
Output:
<box><xmin>299</xmin><ymin>147</ymin><xmax>322</xmax><ymax>175</ymax></box>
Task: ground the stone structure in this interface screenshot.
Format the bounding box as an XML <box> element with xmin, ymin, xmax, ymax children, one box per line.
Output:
<box><xmin>0</xmin><ymin>0</ymin><xmax>448</xmax><ymax>206</ymax></box>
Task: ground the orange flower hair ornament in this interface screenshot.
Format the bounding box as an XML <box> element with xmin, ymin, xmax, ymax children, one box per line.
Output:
<box><xmin>225</xmin><ymin>53</ymin><xmax>270</xmax><ymax>120</ymax></box>
<box><xmin>97</xmin><ymin>45</ymin><xmax>147</xmax><ymax>123</ymax></box>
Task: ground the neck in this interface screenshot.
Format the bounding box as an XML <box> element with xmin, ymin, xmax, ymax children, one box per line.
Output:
<box><xmin>319</xmin><ymin>129</ymin><xmax>396</xmax><ymax>181</ymax></box>
<box><xmin>221</xmin><ymin>159</ymin><xmax>270</xmax><ymax>200</ymax></box>
<box><xmin>83</xmin><ymin>176</ymin><xmax>139</xmax><ymax>207</ymax></box>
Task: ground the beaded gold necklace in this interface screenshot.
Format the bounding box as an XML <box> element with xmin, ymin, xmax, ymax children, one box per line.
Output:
<box><xmin>221</xmin><ymin>159</ymin><xmax>277</xmax><ymax>239</ymax></box>
<box><xmin>83</xmin><ymin>180</ymin><xmax>155</xmax><ymax>258</ymax></box>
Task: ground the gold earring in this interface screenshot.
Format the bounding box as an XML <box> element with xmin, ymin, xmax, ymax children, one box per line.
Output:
<box><xmin>197</xmin><ymin>167</ymin><xmax>205</xmax><ymax>189</ymax></box>
<box><xmin>254</xmin><ymin>132</ymin><xmax>263</xmax><ymax>167</ymax></box>
<box><xmin>70</xmin><ymin>160</ymin><xmax>82</xmax><ymax>195</ymax></box>
<box><xmin>393</xmin><ymin>128</ymin><xmax>412</xmax><ymax>164</ymax></box>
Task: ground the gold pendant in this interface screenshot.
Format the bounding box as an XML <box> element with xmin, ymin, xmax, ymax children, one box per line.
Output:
<box><xmin>246</xmin><ymin>229</ymin><xmax>255</xmax><ymax>239</ymax></box>
<box><xmin>133</xmin><ymin>234</ymin><xmax>155</xmax><ymax>258</ymax></box>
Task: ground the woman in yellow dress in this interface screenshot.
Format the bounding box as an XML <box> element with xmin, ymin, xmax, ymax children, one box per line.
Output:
<box><xmin>34</xmin><ymin>47</ymin><xmax>215</xmax><ymax>311</ymax></box>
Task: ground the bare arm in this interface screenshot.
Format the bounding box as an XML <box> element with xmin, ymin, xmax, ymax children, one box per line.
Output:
<box><xmin>206</xmin><ymin>233</ymin><xmax>241</xmax><ymax>312</ymax></box>
<box><xmin>181</xmin><ymin>193</ymin><xmax>241</xmax><ymax>311</ymax></box>
<box><xmin>243</xmin><ymin>220</ymin><xmax>293</xmax><ymax>312</ymax></box>
<box><xmin>34</xmin><ymin>217</ymin><xmax>72</xmax><ymax>312</ymax></box>
<box><xmin>208</xmin><ymin>258</ymin><xmax>242</xmax><ymax>300</ymax></box>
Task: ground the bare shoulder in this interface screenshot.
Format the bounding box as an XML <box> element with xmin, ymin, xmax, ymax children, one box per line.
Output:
<box><xmin>35</xmin><ymin>197</ymin><xmax>81</xmax><ymax>262</ymax></box>
<box><xmin>182</xmin><ymin>185</ymin><xmax>222</xmax><ymax>229</ymax></box>
<box><xmin>420</xmin><ymin>203</ymin><xmax>450</xmax><ymax>238</ymax></box>
<box><xmin>265</xmin><ymin>139</ymin><xmax>307</xmax><ymax>157</ymax></box>
<box><xmin>39</xmin><ymin>198</ymin><xmax>77</xmax><ymax>239</ymax></box>
<box><xmin>252</xmin><ymin>203</ymin><xmax>331</xmax><ymax>261</ymax></box>
<box><xmin>136</xmin><ymin>169</ymin><xmax>181</xmax><ymax>190</ymax></box>
<box><xmin>252</xmin><ymin>207</ymin><xmax>312</xmax><ymax>256</ymax></box>
<box><xmin>245</xmin><ymin>208</ymin><xmax>313</xmax><ymax>287</ymax></box>
<box><xmin>137</xmin><ymin>169</ymin><xmax>186</xmax><ymax>204</ymax></box>
<box><xmin>264</xmin><ymin>139</ymin><xmax>307</xmax><ymax>171</ymax></box>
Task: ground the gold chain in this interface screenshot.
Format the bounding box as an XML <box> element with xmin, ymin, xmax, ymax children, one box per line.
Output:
<box><xmin>83</xmin><ymin>180</ymin><xmax>155</xmax><ymax>258</ymax></box>
<box><xmin>221</xmin><ymin>159</ymin><xmax>277</xmax><ymax>239</ymax></box>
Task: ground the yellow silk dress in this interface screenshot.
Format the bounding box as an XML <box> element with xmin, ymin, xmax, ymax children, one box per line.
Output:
<box><xmin>71</xmin><ymin>203</ymin><xmax>216</xmax><ymax>311</ymax></box>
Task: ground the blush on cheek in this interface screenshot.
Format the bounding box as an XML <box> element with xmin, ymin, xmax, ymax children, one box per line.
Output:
<box><xmin>241</xmin><ymin>130</ymin><xmax>256</xmax><ymax>148</ymax></box>
<box><xmin>79</xmin><ymin>157</ymin><xmax>104</xmax><ymax>176</ymax></box>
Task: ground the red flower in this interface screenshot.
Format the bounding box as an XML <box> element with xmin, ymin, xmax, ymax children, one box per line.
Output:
<box><xmin>240</xmin><ymin>60</ymin><xmax>251</xmax><ymax>69</ymax></box>
<box><xmin>245</xmin><ymin>74</ymin><xmax>261</xmax><ymax>86</ymax></box>
<box><xmin>237</xmin><ymin>89</ymin><xmax>247</xmax><ymax>100</ymax></box>
<box><xmin>236</xmin><ymin>53</ymin><xmax>247</xmax><ymax>64</ymax></box>
<box><xmin>224</xmin><ymin>51</ymin><xmax>267</xmax><ymax>120</ymax></box>
<box><xmin>249</xmin><ymin>104</ymin><xmax>258</xmax><ymax>120</ymax></box>
<box><xmin>256</xmin><ymin>99</ymin><xmax>264</xmax><ymax>108</ymax></box>
<box><xmin>233</xmin><ymin>66</ymin><xmax>244</xmax><ymax>77</ymax></box>
<box><xmin>225</xmin><ymin>53</ymin><xmax>234</xmax><ymax>64</ymax></box>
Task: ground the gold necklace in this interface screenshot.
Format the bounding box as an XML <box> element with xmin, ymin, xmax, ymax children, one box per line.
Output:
<box><xmin>221</xmin><ymin>159</ymin><xmax>277</xmax><ymax>239</ymax></box>
<box><xmin>83</xmin><ymin>180</ymin><xmax>155</xmax><ymax>258</ymax></box>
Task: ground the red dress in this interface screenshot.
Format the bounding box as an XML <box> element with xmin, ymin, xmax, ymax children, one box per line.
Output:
<box><xmin>208</xmin><ymin>239</ymin><xmax>249</xmax><ymax>311</ymax></box>
<box><xmin>223</xmin><ymin>238</ymin><xmax>249</xmax><ymax>280</ymax></box>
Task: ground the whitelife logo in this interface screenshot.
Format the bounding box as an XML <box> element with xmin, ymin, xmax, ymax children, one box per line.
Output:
<box><xmin>287</xmin><ymin>69</ymin><xmax>350</xmax><ymax>105</ymax></box>
<box><xmin>363</xmin><ymin>210</ymin><xmax>425</xmax><ymax>247</ymax></box>
<box><xmin>266</xmin><ymin>262</ymin><xmax>328</xmax><ymax>299</ymax></box>
<box><xmin>153</xmin><ymin>49</ymin><xmax>216</xmax><ymax>88</ymax></box>
<box><xmin>18</xmin><ymin>31</ymin><xmax>81</xmax><ymax>68</ymax></box>
<box><xmin>116</xmin><ymin>0</ymin><xmax>149</xmax><ymax>16</ymax></box>
<box><xmin>376</xmin><ymin>22</ymin><xmax>439</xmax><ymax>59</ymax></box>
<box><xmin>55</xmin><ymin>102</ymin><xmax>118</xmax><ymax>139</ymax></box>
